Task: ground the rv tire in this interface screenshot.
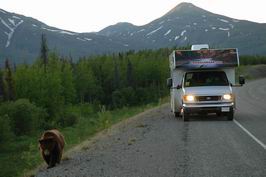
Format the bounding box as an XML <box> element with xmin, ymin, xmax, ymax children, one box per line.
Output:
<box><xmin>182</xmin><ymin>111</ymin><xmax>189</xmax><ymax>122</ymax></box>
<box><xmin>174</xmin><ymin>112</ymin><xmax>180</xmax><ymax>118</ymax></box>
<box><xmin>227</xmin><ymin>110</ymin><xmax>234</xmax><ymax>121</ymax></box>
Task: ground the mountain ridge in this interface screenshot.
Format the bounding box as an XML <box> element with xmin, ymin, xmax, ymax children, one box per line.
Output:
<box><xmin>1</xmin><ymin>2</ymin><xmax>266</xmax><ymax>64</ymax></box>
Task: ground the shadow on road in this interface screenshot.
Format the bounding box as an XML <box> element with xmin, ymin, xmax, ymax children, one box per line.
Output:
<box><xmin>176</xmin><ymin>114</ymin><xmax>229</xmax><ymax>122</ymax></box>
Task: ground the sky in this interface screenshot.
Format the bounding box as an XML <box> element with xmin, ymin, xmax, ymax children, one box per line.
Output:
<box><xmin>1</xmin><ymin>0</ymin><xmax>266</xmax><ymax>33</ymax></box>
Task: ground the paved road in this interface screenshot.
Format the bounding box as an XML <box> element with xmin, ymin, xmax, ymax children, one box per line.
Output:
<box><xmin>36</xmin><ymin>79</ymin><xmax>266</xmax><ymax>177</ymax></box>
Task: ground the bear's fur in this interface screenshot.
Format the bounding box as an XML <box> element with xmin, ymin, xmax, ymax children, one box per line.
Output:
<box><xmin>39</xmin><ymin>129</ymin><xmax>65</xmax><ymax>168</ymax></box>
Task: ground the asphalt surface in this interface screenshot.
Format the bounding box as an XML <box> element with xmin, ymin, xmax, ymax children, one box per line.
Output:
<box><xmin>36</xmin><ymin>78</ymin><xmax>266</xmax><ymax>177</ymax></box>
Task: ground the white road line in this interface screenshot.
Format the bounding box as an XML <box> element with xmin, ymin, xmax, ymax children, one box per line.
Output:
<box><xmin>234</xmin><ymin>120</ymin><xmax>266</xmax><ymax>150</ymax></box>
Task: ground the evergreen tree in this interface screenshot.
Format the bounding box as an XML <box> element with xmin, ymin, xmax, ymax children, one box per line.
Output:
<box><xmin>0</xmin><ymin>71</ymin><xmax>4</xmax><ymax>101</ymax></box>
<box><xmin>126</xmin><ymin>59</ymin><xmax>133</xmax><ymax>87</ymax></box>
<box><xmin>3</xmin><ymin>59</ymin><xmax>15</xmax><ymax>101</ymax></box>
<box><xmin>61</xmin><ymin>60</ymin><xmax>76</xmax><ymax>104</ymax></box>
<box><xmin>113</xmin><ymin>58</ymin><xmax>120</xmax><ymax>89</ymax></box>
<box><xmin>40</xmin><ymin>33</ymin><xmax>49</xmax><ymax>72</ymax></box>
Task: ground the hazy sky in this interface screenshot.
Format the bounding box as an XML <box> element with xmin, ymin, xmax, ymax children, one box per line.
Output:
<box><xmin>1</xmin><ymin>0</ymin><xmax>266</xmax><ymax>32</ymax></box>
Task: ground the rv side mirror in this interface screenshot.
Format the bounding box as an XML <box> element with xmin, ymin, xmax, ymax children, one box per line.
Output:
<box><xmin>176</xmin><ymin>84</ymin><xmax>182</xmax><ymax>89</ymax></box>
<box><xmin>167</xmin><ymin>78</ymin><xmax>172</xmax><ymax>88</ymax></box>
<box><xmin>239</xmin><ymin>75</ymin><xmax>245</xmax><ymax>85</ymax></box>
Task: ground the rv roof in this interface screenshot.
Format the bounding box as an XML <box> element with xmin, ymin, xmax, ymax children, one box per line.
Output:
<box><xmin>191</xmin><ymin>44</ymin><xmax>209</xmax><ymax>51</ymax></box>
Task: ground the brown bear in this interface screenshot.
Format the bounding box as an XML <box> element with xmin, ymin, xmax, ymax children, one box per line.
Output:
<box><xmin>39</xmin><ymin>129</ymin><xmax>65</xmax><ymax>169</ymax></box>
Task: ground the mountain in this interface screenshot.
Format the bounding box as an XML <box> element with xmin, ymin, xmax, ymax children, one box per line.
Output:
<box><xmin>1</xmin><ymin>3</ymin><xmax>266</xmax><ymax>64</ymax></box>
<box><xmin>0</xmin><ymin>9</ymin><xmax>129</xmax><ymax>65</ymax></box>
<box><xmin>99</xmin><ymin>3</ymin><xmax>266</xmax><ymax>54</ymax></box>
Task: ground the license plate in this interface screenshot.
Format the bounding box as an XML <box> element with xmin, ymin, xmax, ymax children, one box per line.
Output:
<box><xmin>221</xmin><ymin>107</ymin><xmax>230</xmax><ymax>112</ymax></box>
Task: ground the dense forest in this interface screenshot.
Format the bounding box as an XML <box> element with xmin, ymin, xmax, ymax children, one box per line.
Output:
<box><xmin>0</xmin><ymin>35</ymin><xmax>266</xmax><ymax>177</ymax></box>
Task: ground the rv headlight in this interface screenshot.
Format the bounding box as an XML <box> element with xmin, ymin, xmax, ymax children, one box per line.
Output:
<box><xmin>223</xmin><ymin>94</ymin><xmax>232</xmax><ymax>100</ymax></box>
<box><xmin>184</xmin><ymin>95</ymin><xmax>195</xmax><ymax>102</ymax></box>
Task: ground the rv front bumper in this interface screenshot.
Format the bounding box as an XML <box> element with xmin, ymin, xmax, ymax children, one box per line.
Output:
<box><xmin>182</xmin><ymin>102</ymin><xmax>234</xmax><ymax>113</ymax></box>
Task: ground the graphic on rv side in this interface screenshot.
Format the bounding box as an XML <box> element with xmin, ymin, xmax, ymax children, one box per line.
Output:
<box><xmin>173</xmin><ymin>48</ymin><xmax>238</xmax><ymax>69</ymax></box>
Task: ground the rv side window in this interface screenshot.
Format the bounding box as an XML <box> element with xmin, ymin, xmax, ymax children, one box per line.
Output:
<box><xmin>184</xmin><ymin>71</ymin><xmax>229</xmax><ymax>87</ymax></box>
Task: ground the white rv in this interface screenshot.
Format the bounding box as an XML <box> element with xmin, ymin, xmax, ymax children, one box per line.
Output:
<box><xmin>167</xmin><ymin>44</ymin><xmax>245</xmax><ymax>121</ymax></box>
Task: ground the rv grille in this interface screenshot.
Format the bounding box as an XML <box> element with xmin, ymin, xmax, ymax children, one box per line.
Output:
<box><xmin>197</xmin><ymin>96</ymin><xmax>221</xmax><ymax>101</ymax></box>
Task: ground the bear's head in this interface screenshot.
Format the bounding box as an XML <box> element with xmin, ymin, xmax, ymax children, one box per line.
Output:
<box><xmin>39</xmin><ymin>137</ymin><xmax>56</xmax><ymax>156</ymax></box>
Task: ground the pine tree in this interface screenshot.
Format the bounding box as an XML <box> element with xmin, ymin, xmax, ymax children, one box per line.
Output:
<box><xmin>126</xmin><ymin>59</ymin><xmax>134</xmax><ymax>87</ymax></box>
<box><xmin>3</xmin><ymin>59</ymin><xmax>15</xmax><ymax>101</ymax></box>
<box><xmin>40</xmin><ymin>33</ymin><xmax>48</xmax><ymax>72</ymax></box>
<box><xmin>113</xmin><ymin>58</ymin><xmax>120</xmax><ymax>89</ymax></box>
<box><xmin>0</xmin><ymin>71</ymin><xmax>4</xmax><ymax>101</ymax></box>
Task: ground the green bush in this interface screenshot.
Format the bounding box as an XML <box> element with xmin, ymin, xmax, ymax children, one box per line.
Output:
<box><xmin>0</xmin><ymin>99</ymin><xmax>48</xmax><ymax>136</ymax></box>
<box><xmin>0</xmin><ymin>115</ymin><xmax>13</xmax><ymax>142</ymax></box>
<box><xmin>79</xmin><ymin>103</ymin><xmax>95</xmax><ymax>116</ymax></box>
<box><xmin>58</xmin><ymin>111</ymin><xmax>79</xmax><ymax>127</ymax></box>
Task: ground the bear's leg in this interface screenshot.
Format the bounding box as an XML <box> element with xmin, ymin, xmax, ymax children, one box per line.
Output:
<box><xmin>43</xmin><ymin>154</ymin><xmax>50</xmax><ymax>165</ymax></box>
<box><xmin>54</xmin><ymin>144</ymin><xmax>61</xmax><ymax>164</ymax></box>
<box><xmin>47</xmin><ymin>154</ymin><xmax>56</xmax><ymax>169</ymax></box>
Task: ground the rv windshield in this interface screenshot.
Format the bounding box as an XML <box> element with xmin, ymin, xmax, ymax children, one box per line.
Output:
<box><xmin>184</xmin><ymin>71</ymin><xmax>229</xmax><ymax>87</ymax></box>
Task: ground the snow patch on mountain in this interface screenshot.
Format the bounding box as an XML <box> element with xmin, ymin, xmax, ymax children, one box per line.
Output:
<box><xmin>8</xmin><ymin>19</ymin><xmax>15</xmax><ymax>26</ymax></box>
<box><xmin>41</xmin><ymin>27</ymin><xmax>77</xmax><ymax>36</ymax></box>
<box><xmin>175</xmin><ymin>36</ymin><xmax>180</xmax><ymax>40</ymax></box>
<box><xmin>218</xmin><ymin>18</ymin><xmax>229</xmax><ymax>23</ymax></box>
<box><xmin>146</xmin><ymin>26</ymin><xmax>163</xmax><ymax>36</ymax></box>
<box><xmin>0</xmin><ymin>17</ymin><xmax>24</xmax><ymax>47</ymax></box>
<box><xmin>159</xmin><ymin>20</ymin><xmax>165</xmax><ymax>25</ymax></box>
<box><xmin>164</xmin><ymin>29</ymin><xmax>171</xmax><ymax>36</ymax></box>
<box><xmin>84</xmin><ymin>38</ymin><xmax>92</xmax><ymax>41</ymax></box>
<box><xmin>0</xmin><ymin>9</ymin><xmax>6</xmax><ymax>14</ymax></box>
<box><xmin>59</xmin><ymin>31</ymin><xmax>77</xmax><ymax>35</ymax></box>
<box><xmin>227</xmin><ymin>32</ymin><xmax>230</xmax><ymax>37</ymax></box>
<box><xmin>212</xmin><ymin>27</ymin><xmax>217</xmax><ymax>30</ymax></box>
<box><xmin>181</xmin><ymin>30</ymin><xmax>186</xmax><ymax>36</ymax></box>
<box><xmin>205</xmin><ymin>29</ymin><xmax>208</xmax><ymax>32</ymax></box>
<box><xmin>12</xmin><ymin>16</ymin><xmax>21</xmax><ymax>19</ymax></box>
<box><xmin>137</xmin><ymin>29</ymin><xmax>145</xmax><ymax>33</ymax></box>
<box><xmin>42</xmin><ymin>27</ymin><xmax>59</xmax><ymax>32</ymax></box>
<box><xmin>232</xmin><ymin>19</ymin><xmax>239</xmax><ymax>23</ymax></box>
<box><xmin>32</xmin><ymin>24</ymin><xmax>37</xmax><ymax>27</ymax></box>
<box><xmin>77</xmin><ymin>37</ymin><xmax>86</xmax><ymax>42</ymax></box>
<box><xmin>219</xmin><ymin>27</ymin><xmax>230</xmax><ymax>31</ymax></box>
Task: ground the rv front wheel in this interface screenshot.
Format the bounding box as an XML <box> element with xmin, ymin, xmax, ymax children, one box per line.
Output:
<box><xmin>174</xmin><ymin>112</ymin><xmax>180</xmax><ymax>118</ymax></box>
<box><xmin>227</xmin><ymin>110</ymin><xmax>234</xmax><ymax>121</ymax></box>
<box><xmin>182</xmin><ymin>111</ymin><xmax>189</xmax><ymax>122</ymax></box>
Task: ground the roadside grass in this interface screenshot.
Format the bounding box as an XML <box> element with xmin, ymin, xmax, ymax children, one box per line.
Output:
<box><xmin>236</xmin><ymin>64</ymin><xmax>266</xmax><ymax>81</ymax></box>
<box><xmin>0</xmin><ymin>97</ymin><xmax>169</xmax><ymax>177</ymax></box>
